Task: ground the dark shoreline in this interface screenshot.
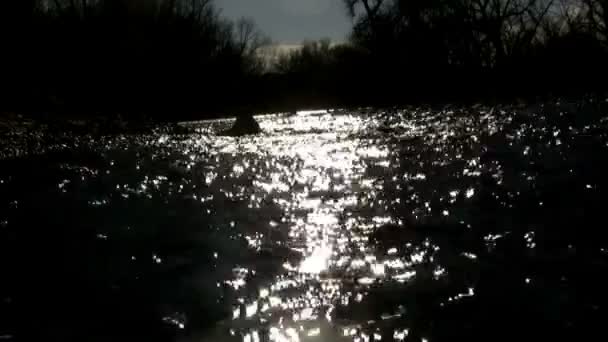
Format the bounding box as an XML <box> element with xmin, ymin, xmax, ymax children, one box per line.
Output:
<box><xmin>3</xmin><ymin>92</ymin><xmax>607</xmax><ymax>130</ymax></box>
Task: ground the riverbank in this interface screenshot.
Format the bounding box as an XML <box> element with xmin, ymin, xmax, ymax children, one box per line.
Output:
<box><xmin>5</xmin><ymin>94</ymin><xmax>605</xmax><ymax>158</ymax></box>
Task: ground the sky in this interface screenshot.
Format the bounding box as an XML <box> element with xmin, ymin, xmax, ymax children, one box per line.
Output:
<box><xmin>215</xmin><ymin>0</ymin><xmax>352</xmax><ymax>44</ymax></box>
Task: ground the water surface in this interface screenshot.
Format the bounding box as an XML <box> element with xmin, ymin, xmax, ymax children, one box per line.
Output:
<box><xmin>1</xmin><ymin>104</ymin><xmax>608</xmax><ymax>342</ymax></box>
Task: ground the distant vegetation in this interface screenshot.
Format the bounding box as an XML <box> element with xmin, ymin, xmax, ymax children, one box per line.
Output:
<box><xmin>0</xmin><ymin>0</ymin><xmax>607</xmax><ymax>119</ymax></box>
<box><xmin>281</xmin><ymin>0</ymin><xmax>608</xmax><ymax>105</ymax></box>
<box><xmin>0</xmin><ymin>0</ymin><xmax>269</xmax><ymax>119</ymax></box>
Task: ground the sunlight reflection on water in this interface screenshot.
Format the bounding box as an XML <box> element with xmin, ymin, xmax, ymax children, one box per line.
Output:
<box><xmin>3</xmin><ymin>102</ymin><xmax>608</xmax><ymax>342</ymax></box>
<box><xmin>194</xmin><ymin>110</ymin><xmax>449</xmax><ymax>342</ymax></box>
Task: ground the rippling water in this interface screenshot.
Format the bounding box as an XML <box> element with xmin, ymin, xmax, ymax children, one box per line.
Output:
<box><xmin>1</xmin><ymin>103</ymin><xmax>608</xmax><ymax>342</ymax></box>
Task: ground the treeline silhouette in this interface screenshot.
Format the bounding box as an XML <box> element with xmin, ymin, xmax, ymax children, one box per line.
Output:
<box><xmin>0</xmin><ymin>0</ymin><xmax>607</xmax><ymax>119</ymax></box>
<box><xmin>275</xmin><ymin>0</ymin><xmax>608</xmax><ymax>106</ymax></box>
<box><xmin>0</xmin><ymin>0</ymin><xmax>268</xmax><ymax>119</ymax></box>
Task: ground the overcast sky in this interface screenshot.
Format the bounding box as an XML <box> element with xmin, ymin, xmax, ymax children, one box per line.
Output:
<box><xmin>215</xmin><ymin>0</ymin><xmax>352</xmax><ymax>44</ymax></box>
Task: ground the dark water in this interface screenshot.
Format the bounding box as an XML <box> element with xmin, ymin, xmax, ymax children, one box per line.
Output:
<box><xmin>1</xmin><ymin>103</ymin><xmax>608</xmax><ymax>342</ymax></box>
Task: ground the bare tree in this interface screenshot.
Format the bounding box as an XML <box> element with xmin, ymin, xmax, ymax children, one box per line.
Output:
<box><xmin>457</xmin><ymin>0</ymin><xmax>551</xmax><ymax>65</ymax></box>
<box><xmin>344</xmin><ymin>0</ymin><xmax>386</xmax><ymax>19</ymax></box>
<box><xmin>188</xmin><ymin>0</ymin><xmax>211</xmax><ymax>21</ymax></box>
<box><xmin>235</xmin><ymin>17</ymin><xmax>259</xmax><ymax>53</ymax></box>
<box><xmin>582</xmin><ymin>0</ymin><xmax>608</xmax><ymax>42</ymax></box>
<box><xmin>343</xmin><ymin>0</ymin><xmax>387</xmax><ymax>33</ymax></box>
<box><xmin>233</xmin><ymin>17</ymin><xmax>270</xmax><ymax>73</ymax></box>
<box><xmin>162</xmin><ymin>0</ymin><xmax>212</xmax><ymax>22</ymax></box>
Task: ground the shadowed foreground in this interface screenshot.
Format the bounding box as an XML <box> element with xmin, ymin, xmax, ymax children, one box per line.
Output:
<box><xmin>1</xmin><ymin>102</ymin><xmax>608</xmax><ymax>342</ymax></box>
